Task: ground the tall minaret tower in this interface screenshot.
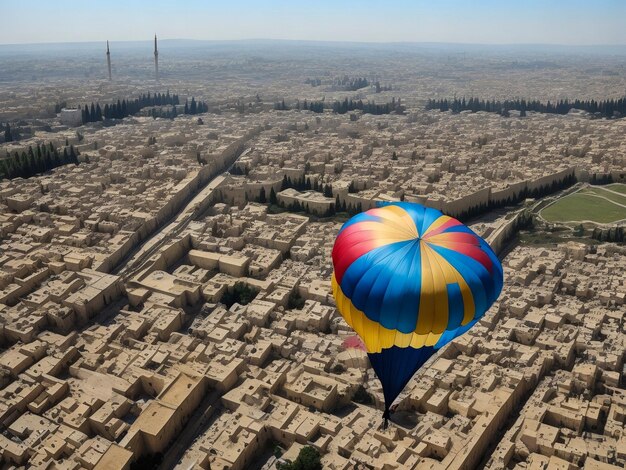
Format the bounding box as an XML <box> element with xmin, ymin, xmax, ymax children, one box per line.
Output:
<box><xmin>106</xmin><ymin>41</ymin><xmax>112</xmax><ymax>81</ymax></box>
<box><xmin>154</xmin><ymin>35</ymin><xmax>159</xmax><ymax>81</ymax></box>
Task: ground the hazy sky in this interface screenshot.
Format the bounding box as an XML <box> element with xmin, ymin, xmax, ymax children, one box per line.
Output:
<box><xmin>2</xmin><ymin>0</ymin><xmax>626</xmax><ymax>45</ymax></box>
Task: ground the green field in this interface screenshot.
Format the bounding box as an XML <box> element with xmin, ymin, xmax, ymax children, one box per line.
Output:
<box><xmin>580</xmin><ymin>186</ymin><xmax>626</xmax><ymax>205</ymax></box>
<box><xmin>540</xmin><ymin>184</ymin><xmax>626</xmax><ymax>224</ymax></box>
<box><xmin>607</xmin><ymin>183</ymin><xmax>626</xmax><ymax>195</ymax></box>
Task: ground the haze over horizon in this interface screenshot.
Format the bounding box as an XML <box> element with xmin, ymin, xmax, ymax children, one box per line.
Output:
<box><xmin>2</xmin><ymin>0</ymin><xmax>626</xmax><ymax>46</ymax></box>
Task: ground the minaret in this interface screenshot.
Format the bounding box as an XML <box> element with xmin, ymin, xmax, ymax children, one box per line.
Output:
<box><xmin>154</xmin><ymin>35</ymin><xmax>159</xmax><ymax>82</ymax></box>
<box><xmin>106</xmin><ymin>41</ymin><xmax>112</xmax><ymax>81</ymax></box>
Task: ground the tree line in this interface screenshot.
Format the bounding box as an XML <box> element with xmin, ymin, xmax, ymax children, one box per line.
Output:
<box><xmin>80</xmin><ymin>91</ymin><xmax>184</xmax><ymax>123</ymax></box>
<box><xmin>280</xmin><ymin>174</ymin><xmax>334</xmax><ymax>195</ymax></box>
<box><xmin>82</xmin><ymin>91</ymin><xmax>179</xmax><ymax>122</ymax></box>
<box><xmin>300</xmin><ymin>100</ymin><xmax>325</xmax><ymax>113</ymax></box>
<box><xmin>426</xmin><ymin>96</ymin><xmax>626</xmax><ymax>119</ymax></box>
<box><xmin>274</xmin><ymin>97</ymin><xmax>403</xmax><ymax>115</ymax></box>
<box><xmin>332</xmin><ymin>97</ymin><xmax>403</xmax><ymax>115</ymax></box>
<box><xmin>1</xmin><ymin>143</ymin><xmax>79</xmax><ymax>180</ymax></box>
<box><xmin>183</xmin><ymin>97</ymin><xmax>208</xmax><ymax>115</ymax></box>
<box><xmin>148</xmin><ymin>98</ymin><xmax>209</xmax><ymax>119</ymax></box>
<box><xmin>252</xmin><ymin>174</ymin><xmax>364</xmax><ymax>217</ymax></box>
<box><xmin>333</xmin><ymin>76</ymin><xmax>370</xmax><ymax>91</ymax></box>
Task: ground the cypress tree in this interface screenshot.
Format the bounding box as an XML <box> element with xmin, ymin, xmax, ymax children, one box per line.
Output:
<box><xmin>19</xmin><ymin>151</ymin><xmax>28</xmax><ymax>177</ymax></box>
<box><xmin>43</xmin><ymin>148</ymin><xmax>52</xmax><ymax>169</ymax></box>
<box><xmin>69</xmin><ymin>146</ymin><xmax>78</xmax><ymax>164</ymax></box>
<box><xmin>6</xmin><ymin>158</ymin><xmax>15</xmax><ymax>179</ymax></box>
<box><xmin>35</xmin><ymin>149</ymin><xmax>44</xmax><ymax>173</ymax></box>
<box><xmin>269</xmin><ymin>187</ymin><xmax>277</xmax><ymax>205</ymax></box>
<box><xmin>52</xmin><ymin>148</ymin><xmax>61</xmax><ymax>167</ymax></box>
<box><xmin>27</xmin><ymin>146</ymin><xmax>36</xmax><ymax>175</ymax></box>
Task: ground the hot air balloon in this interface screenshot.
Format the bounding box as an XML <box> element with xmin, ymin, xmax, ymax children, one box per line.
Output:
<box><xmin>331</xmin><ymin>202</ymin><xmax>503</xmax><ymax>428</ymax></box>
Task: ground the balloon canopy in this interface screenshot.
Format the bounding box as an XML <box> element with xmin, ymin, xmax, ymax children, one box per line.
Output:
<box><xmin>331</xmin><ymin>202</ymin><xmax>503</xmax><ymax>426</ymax></box>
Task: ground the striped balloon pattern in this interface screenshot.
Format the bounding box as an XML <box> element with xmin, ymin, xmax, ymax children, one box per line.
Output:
<box><xmin>331</xmin><ymin>202</ymin><xmax>503</xmax><ymax>420</ymax></box>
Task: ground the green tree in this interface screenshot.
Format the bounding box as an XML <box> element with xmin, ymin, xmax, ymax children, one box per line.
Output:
<box><xmin>269</xmin><ymin>187</ymin><xmax>278</xmax><ymax>205</ymax></box>
<box><xmin>221</xmin><ymin>282</ymin><xmax>259</xmax><ymax>308</ymax></box>
<box><xmin>259</xmin><ymin>186</ymin><xmax>267</xmax><ymax>203</ymax></box>
<box><xmin>27</xmin><ymin>146</ymin><xmax>37</xmax><ymax>175</ymax></box>
<box><xmin>69</xmin><ymin>146</ymin><xmax>79</xmax><ymax>164</ymax></box>
<box><xmin>277</xmin><ymin>446</ymin><xmax>322</xmax><ymax>470</ymax></box>
<box><xmin>574</xmin><ymin>224</ymin><xmax>584</xmax><ymax>236</ymax></box>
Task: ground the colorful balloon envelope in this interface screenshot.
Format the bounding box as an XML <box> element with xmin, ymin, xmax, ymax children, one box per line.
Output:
<box><xmin>331</xmin><ymin>202</ymin><xmax>503</xmax><ymax>425</ymax></box>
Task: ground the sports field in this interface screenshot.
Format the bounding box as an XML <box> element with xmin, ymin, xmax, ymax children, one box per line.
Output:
<box><xmin>540</xmin><ymin>184</ymin><xmax>626</xmax><ymax>224</ymax></box>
